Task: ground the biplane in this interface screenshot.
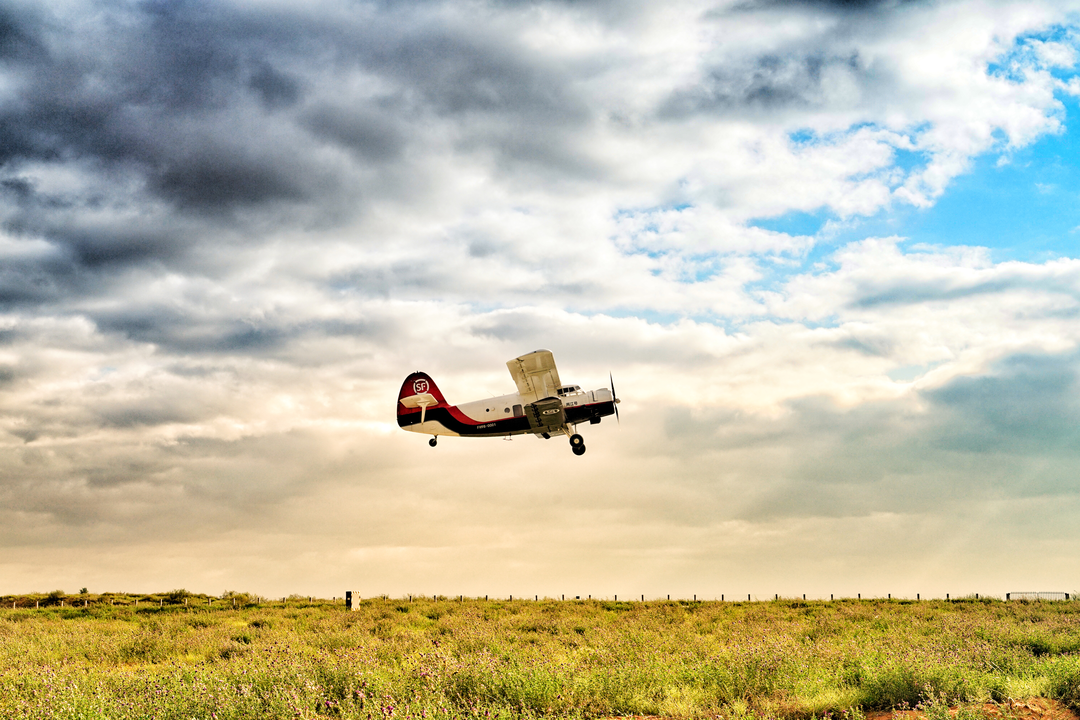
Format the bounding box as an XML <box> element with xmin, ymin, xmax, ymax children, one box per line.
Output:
<box><xmin>396</xmin><ymin>350</ymin><xmax>619</xmax><ymax>455</ymax></box>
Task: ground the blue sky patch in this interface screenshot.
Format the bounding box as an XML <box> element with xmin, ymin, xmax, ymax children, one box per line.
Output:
<box><xmin>748</xmin><ymin>208</ymin><xmax>830</xmax><ymax>237</ymax></box>
<box><xmin>816</xmin><ymin>96</ymin><xmax>1080</xmax><ymax>263</ymax></box>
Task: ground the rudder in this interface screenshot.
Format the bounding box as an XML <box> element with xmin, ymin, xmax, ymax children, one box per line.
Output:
<box><xmin>397</xmin><ymin>372</ymin><xmax>447</xmax><ymax>428</ymax></box>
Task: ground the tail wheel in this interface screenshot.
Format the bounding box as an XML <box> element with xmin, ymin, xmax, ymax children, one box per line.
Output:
<box><xmin>429</xmin><ymin>437</ymin><xmax>437</xmax><ymax>447</ymax></box>
<box><xmin>569</xmin><ymin>433</ymin><xmax>584</xmax><ymax>448</ymax></box>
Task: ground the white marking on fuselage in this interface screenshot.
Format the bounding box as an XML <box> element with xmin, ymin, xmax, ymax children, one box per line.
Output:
<box><xmin>456</xmin><ymin>392</ymin><xmax>523</xmax><ymax>422</ymax></box>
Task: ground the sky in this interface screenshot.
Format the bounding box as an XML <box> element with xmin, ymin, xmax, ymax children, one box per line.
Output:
<box><xmin>2</xmin><ymin>0</ymin><xmax>1080</xmax><ymax>601</ymax></box>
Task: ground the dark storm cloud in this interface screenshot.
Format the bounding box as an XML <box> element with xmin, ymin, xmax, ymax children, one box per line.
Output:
<box><xmin>0</xmin><ymin>2</ymin><xmax>316</xmax><ymax>206</ymax></box>
<box><xmin>0</xmin><ymin>0</ymin><xmax>604</xmax><ymax>319</ymax></box>
<box><xmin>0</xmin><ymin>2</ymin><xmax>315</xmax><ymax>216</ymax></box>
<box><xmin>248</xmin><ymin>61</ymin><xmax>303</xmax><ymax>110</ymax></box>
<box><xmin>850</xmin><ymin>273</ymin><xmax>1080</xmax><ymax>310</ymax></box>
<box><xmin>0</xmin><ymin>0</ymin><xmax>586</xmax><ymax>205</ymax></box>
<box><xmin>91</xmin><ymin>305</ymin><xmax>290</xmax><ymax>354</ymax></box>
<box><xmin>148</xmin><ymin>149</ymin><xmax>310</xmax><ymax>211</ymax></box>
<box><xmin>661</xmin><ymin>349</ymin><xmax>1080</xmax><ymax>522</ymax></box>
<box><xmin>0</xmin><ymin>209</ymin><xmax>209</xmax><ymax>310</ymax></box>
<box><xmin>663</xmin><ymin>0</ymin><xmax>914</xmax><ymax>120</ymax></box>
<box><xmin>49</xmin><ymin>226</ymin><xmax>184</xmax><ymax>269</ymax></box>
<box><xmin>823</xmin><ymin>327</ymin><xmax>896</xmax><ymax>357</ymax></box>
<box><xmin>730</xmin><ymin>0</ymin><xmax>918</xmax><ymax>12</ymax></box>
<box><xmin>0</xmin><ymin>2</ymin><xmax>323</xmax><ymax>298</ymax></box>
<box><xmin>88</xmin><ymin>304</ymin><xmax>391</xmax><ymax>357</ymax></box>
<box><xmin>0</xmin><ymin>4</ymin><xmax>46</xmax><ymax>62</ymax></box>
<box><xmin>368</xmin><ymin>27</ymin><xmax>579</xmax><ymax>120</ymax></box>
<box><xmin>0</xmin><ymin>256</ymin><xmax>69</xmax><ymax>306</ymax></box>
<box><xmin>93</xmin><ymin>393</ymin><xmax>219</xmax><ymax>429</ymax></box>
<box><xmin>926</xmin><ymin>353</ymin><xmax>1080</xmax><ymax>456</ymax></box>
<box><xmin>303</xmin><ymin>105</ymin><xmax>406</xmax><ymax>163</ymax></box>
<box><xmin>852</xmin><ymin>279</ymin><xmax>1016</xmax><ymax>307</ymax></box>
<box><xmin>473</xmin><ymin>313</ymin><xmax>555</xmax><ymax>343</ymax></box>
<box><xmin>662</xmin><ymin>51</ymin><xmax>869</xmax><ymax>118</ymax></box>
<box><xmin>334</xmin><ymin>11</ymin><xmax>597</xmax><ymax>180</ymax></box>
<box><xmin>0</xmin><ymin>429</ymin><xmax>353</xmax><ymax>540</ymax></box>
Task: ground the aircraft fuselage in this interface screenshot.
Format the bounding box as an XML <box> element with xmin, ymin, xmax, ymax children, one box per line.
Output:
<box><xmin>397</xmin><ymin>376</ymin><xmax>616</xmax><ymax>438</ymax></box>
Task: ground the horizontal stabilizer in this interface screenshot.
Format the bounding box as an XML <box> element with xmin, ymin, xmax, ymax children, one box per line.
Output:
<box><xmin>399</xmin><ymin>393</ymin><xmax>437</xmax><ymax>409</ymax></box>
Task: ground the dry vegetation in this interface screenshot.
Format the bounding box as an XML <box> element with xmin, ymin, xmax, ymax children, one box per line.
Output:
<box><xmin>2</xmin><ymin>594</ymin><xmax>1080</xmax><ymax>719</ymax></box>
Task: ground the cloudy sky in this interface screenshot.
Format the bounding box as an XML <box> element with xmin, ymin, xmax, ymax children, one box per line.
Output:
<box><xmin>3</xmin><ymin>0</ymin><xmax>1080</xmax><ymax>600</ymax></box>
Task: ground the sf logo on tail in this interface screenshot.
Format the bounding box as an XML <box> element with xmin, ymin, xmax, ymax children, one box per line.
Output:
<box><xmin>396</xmin><ymin>350</ymin><xmax>620</xmax><ymax>456</ymax></box>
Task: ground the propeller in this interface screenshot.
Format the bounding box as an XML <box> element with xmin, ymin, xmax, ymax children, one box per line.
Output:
<box><xmin>610</xmin><ymin>372</ymin><xmax>620</xmax><ymax>424</ymax></box>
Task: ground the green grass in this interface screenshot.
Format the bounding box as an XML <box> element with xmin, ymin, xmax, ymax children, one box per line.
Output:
<box><xmin>1</xmin><ymin>596</ymin><xmax>1080</xmax><ymax>719</ymax></box>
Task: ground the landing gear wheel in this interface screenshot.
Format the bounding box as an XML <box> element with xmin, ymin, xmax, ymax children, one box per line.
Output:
<box><xmin>569</xmin><ymin>434</ymin><xmax>584</xmax><ymax>448</ymax></box>
<box><xmin>572</xmin><ymin>444</ymin><xmax>586</xmax><ymax>456</ymax></box>
<box><xmin>429</xmin><ymin>437</ymin><xmax>437</xmax><ymax>447</ymax></box>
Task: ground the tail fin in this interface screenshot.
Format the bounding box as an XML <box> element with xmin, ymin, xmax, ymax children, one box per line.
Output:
<box><xmin>397</xmin><ymin>372</ymin><xmax>447</xmax><ymax>427</ymax></box>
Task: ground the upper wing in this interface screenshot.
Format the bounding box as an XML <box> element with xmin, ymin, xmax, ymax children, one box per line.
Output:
<box><xmin>506</xmin><ymin>350</ymin><xmax>562</xmax><ymax>404</ymax></box>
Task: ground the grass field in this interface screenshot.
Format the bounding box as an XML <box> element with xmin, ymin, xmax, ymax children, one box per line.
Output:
<box><xmin>2</xmin><ymin>593</ymin><xmax>1080</xmax><ymax>719</ymax></box>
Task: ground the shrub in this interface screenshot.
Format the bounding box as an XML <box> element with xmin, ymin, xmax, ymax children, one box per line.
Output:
<box><xmin>166</xmin><ymin>588</ymin><xmax>191</xmax><ymax>604</ymax></box>
<box><xmin>42</xmin><ymin>589</ymin><xmax>66</xmax><ymax>606</ymax></box>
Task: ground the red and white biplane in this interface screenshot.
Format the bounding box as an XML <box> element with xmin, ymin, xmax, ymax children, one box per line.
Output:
<box><xmin>397</xmin><ymin>350</ymin><xmax>619</xmax><ymax>455</ymax></box>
